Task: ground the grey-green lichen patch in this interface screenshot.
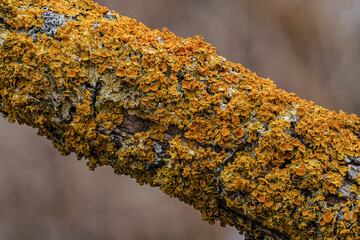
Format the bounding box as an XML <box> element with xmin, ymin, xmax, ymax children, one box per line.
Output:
<box><xmin>27</xmin><ymin>8</ymin><xmax>66</xmax><ymax>42</ymax></box>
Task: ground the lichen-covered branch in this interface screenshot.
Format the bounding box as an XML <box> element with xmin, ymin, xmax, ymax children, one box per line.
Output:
<box><xmin>1</xmin><ymin>0</ymin><xmax>360</xmax><ymax>239</ymax></box>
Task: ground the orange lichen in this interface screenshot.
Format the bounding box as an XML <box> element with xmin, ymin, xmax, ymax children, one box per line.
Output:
<box><xmin>232</xmin><ymin>116</ymin><xmax>240</xmax><ymax>125</ymax></box>
<box><xmin>67</xmin><ymin>69</ymin><xmax>76</xmax><ymax>78</ymax></box>
<box><xmin>279</xmin><ymin>143</ymin><xmax>288</xmax><ymax>151</ymax></box>
<box><xmin>291</xmin><ymin>189</ymin><xmax>298</xmax><ymax>197</ymax></box>
<box><xmin>351</xmin><ymin>213</ymin><xmax>358</xmax><ymax>223</ymax></box>
<box><xmin>221</xmin><ymin>128</ymin><xmax>230</xmax><ymax>136</ymax></box>
<box><xmin>115</xmin><ymin>69</ymin><xmax>126</xmax><ymax>77</ymax></box>
<box><xmin>319</xmin><ymin>218</ymin><xmax>326</xmax><ymax>226</ymax></box>
<box><xmin>324</xmin><ymin>212</ymin><xmax>332</xmax><ymax>223</ymax></box>
<box><xmin>1</xmin><ymin>0</ymin><xmax>360</xmax><ymax>239</ymax></box>
<box><xmin>150</xmin><ymin>83</ymin><xmax>159</xmax><ymax>91</ymax></box>
<box><xmin>176</xmin><ymin>47</ymin><xmax>185</xmax><ymax>55</ymax></box>
<box><xmin>63</xmin><ymin>90</ymin><xmax>72</xmax><ymax>97</ymax></box>
<box><xmin>264</xmin><ymin>198</ymin><xmax>274</xmax><ymax>207</ymax></box>
<box><xmin>295</xmin><ymin>164</ymin><xmax>307</xmax><ymax>176</ymax></box>
<box><xmin>127</xmin><ymin>71</ymin><xmax>137</xmax><ymax>79</ymax></box>
<box><xmin>292</xmin><ymin>139</ymin><xmax>301</xmax><ymax>146</ymax></box>
<box><xmin>81</xmin><ymin>53</ymin><xmax>89</xmax><ymax>61</ymax></box>
<box><xmin>257</xmin><ymin>193</ymin><xmax>265</xmax><ymax>203</ymax></box>
<box><xmin>235</xmin><ymin>128</ymin><xmax>244</xmax><ymax>138</ymax></box>
<box><xmin>73</xmin><ymin>115</ymin><xmax>81</xmax><ymax>122</ymax></box>
<box><xmin>344</xmin><ymin>211</ymin><xmax>351</xmax><ymax>221</ymax></box>
<box><xmin>141</xmin><ymin>98</ymin><xmax>149</xmax><ymax>106</ymax></box>
<box><xmin>210</xmin><ymin>85</ymin><xmax>217</xmax><ymax>93</ymax></box>
<box><xmin>302</xmin><ymin>210</ymin><xmax>309</xmax><ymax>216</ymax></box>
<box><xmin>330</xmin><ymin>120</ymin><xmax>343</xmax><ymax>131</ymax></box>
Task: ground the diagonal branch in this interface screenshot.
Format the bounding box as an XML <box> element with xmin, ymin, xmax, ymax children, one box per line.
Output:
<box><xmin>1</xmin><ymin>0</ymin><xmax>360</xmax><ymax>239</ymax></box>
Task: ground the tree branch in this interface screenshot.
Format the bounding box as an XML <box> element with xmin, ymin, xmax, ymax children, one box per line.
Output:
<box><xmin>1</xmin><ymin>0</ymin><xmax>360</xmax><ymax>239</ymax></box>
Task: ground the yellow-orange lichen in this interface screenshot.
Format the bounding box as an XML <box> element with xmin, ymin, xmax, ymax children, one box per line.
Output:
<box><xmin>324</xmin><ymin>212</ymin><xmax>332</xmax><ymax>223</ymax></box>
<box><xmin>264</xmin><ymin>198</ymin><xmax>274</xmax><ymax>207</ymax></box>
<box><xmin>330</xmin><ymin>120</ymin><xmax>343</xmax><ymax>131</ymax></box>
<box><xmin>182</xmin><ymin>81</ymin><xmax>190</xmax><ymax>89</ymax></box>
<box><xmin>210</xmin><ymin>85</ymin><xmax>217</xmax><ymax>93</ymax></box>
<box><xmin>319</xmin><ymin>218</ymin><xmax>326</xmax><ymax>226</ymax></box>
<box><xmin>351</xmin><ymin>213</ymin><xmax>358</xmax><ymax>223</ymax></box>
<box><xmin>257</xmin><ymin>193</ymin><xmax>265</xmax><ymax>203</ymax></box>
<box><xmin>302</xmin><ymin>210</ymin><xmax>309</xmax><ymax>216</ymax></box>
<box><xmin>127</xmin><ymin>71</ymin><xmax>137</xmax><ymax>79</ymax></box>
<box><xmin>63</xmin><ymin>90</ymin><xmax>72</xmax><ymax>97</ymax></box>
<box><xmin>67</xmin><ymin>69</ymin><xmax>76</xmax><ymax>78</ymax></box>
<box><xmin>141</xmin><ymin>98</ymin><xmax>149</xmax><ymax>106</ymax></box>
<box><xmin>73</xmin><ymin>115</ymin><xmax>80</xmax><ymax>122</ymax></box>
<box><xmin>1</xmin><ymin>0</ymin><xmax>360</xmax><ymax>239</ymax></box>
<box><xmin>291</xmin><ymin>189</ymin><xmax>298</xmax><ymax>197</ymax></box>
<box><xmin>232</xmin><ymin>116</ymin><xmax>240</xmax><ymax>125</ymax></box>
<box><xmin>292</xmin><ymin>139</ymin><xmax>301</xmax><ymax>146</ymax></box>
<box><xmin>235</xmin><ymin>128</ymin><xmax>244</xmax><ymax>138</ymax></box>
<box><xmin>150</xmin><ymin>83</ymin><xmax>159</xmax><ymax>91</ymax></box>
<box><xmin>285</xmin><ymin>152</ymin><xmax>294</xmax><ymax>159</ymax></box>
<box><xmin>295</xmin><ymin>164</ymin><xmax>307</xmax><ymax>176</ymax></box>
<box><xmin>344</xmin><ymin>211</ymin><xmax>351</xmax><ymax>221</ymax></box>
<box><xmin>279</xmin><ymin>143</ymin><xmax>288</xmax><ymax>151</ymax></box>
<box><xmin>115</xmin><ymin>69</ymin><xmax>126</xmax><ymax>77</ymax></box>
<box><xmin>81</xmin><ymin>53</ymin><xmax>89</xmax><ymax>61</ymax></box>
<box><xmin>221</xmin><ymin>128</ymin><xmax>230</xmax><ymax>136</ymax></box>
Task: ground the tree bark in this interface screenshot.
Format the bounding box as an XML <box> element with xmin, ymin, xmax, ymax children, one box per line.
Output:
<box><xmin>1</xmin><ymin>0</ymin><xmax>360</xmax><ymax>239</ymax></box>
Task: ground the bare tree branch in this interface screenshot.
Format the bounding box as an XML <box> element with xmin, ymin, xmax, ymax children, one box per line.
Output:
<box><xmin>1</xmin><ymin>0</ymin><xmax>360</xmax><ymax>239</ymax></box>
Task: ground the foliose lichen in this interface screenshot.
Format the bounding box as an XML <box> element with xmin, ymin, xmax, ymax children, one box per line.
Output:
<box><xmin>1</xmin><ymin>0</ymin><xmax>360</xmax><ymax>239</ymax></box>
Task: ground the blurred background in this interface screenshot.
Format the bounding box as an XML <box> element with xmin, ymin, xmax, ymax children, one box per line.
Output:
<box><xmin>1</xmin><ymin>0</ymin><xmax>360</xmax><ymax>239</ymax></box>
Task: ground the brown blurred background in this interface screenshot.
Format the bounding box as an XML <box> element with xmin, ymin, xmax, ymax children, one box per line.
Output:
<box><xmin>1</xmin><ymin>1</ymin><xmax>360</xmax><ymax>239</ymax></box>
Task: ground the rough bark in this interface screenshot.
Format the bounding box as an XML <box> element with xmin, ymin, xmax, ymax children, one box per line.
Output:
<box><xmin>1</xmin><ymin>0</ymin><xmax>360</xmax><ymax>239</ymax></box>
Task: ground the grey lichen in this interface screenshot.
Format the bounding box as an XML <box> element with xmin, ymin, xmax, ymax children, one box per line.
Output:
<box><xmin>27</xmin><ymin>8</ymin><xmax>66</xmax><ymax>42</ymax></box>
<box><xmin>104</xmin><ymin>12</ymin><xmax>118</xmax><ymax>21</ymax></box>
